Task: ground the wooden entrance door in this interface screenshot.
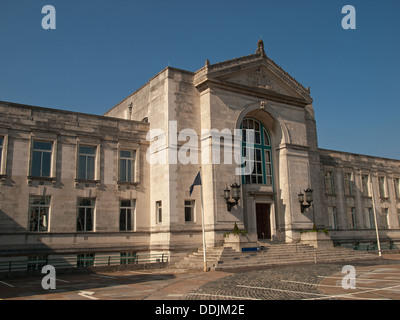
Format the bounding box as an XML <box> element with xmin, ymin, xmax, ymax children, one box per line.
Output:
<box><xmin>256</xmin><ymin>203</ymin><xmax>271</xmax><ymax>240</ymax></box>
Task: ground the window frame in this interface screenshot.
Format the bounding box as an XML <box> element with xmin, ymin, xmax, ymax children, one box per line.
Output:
<box><xmin>361</xmin><ymin>174</ymin><xmax>370</xmax><ymax>197</ymax></box>
<box><xmin>184</xmin><ymin>200</ymin><xmax>195</xmax><ymax>223</ymax></box>
<box><xmin>0</xmin><ymin>136</ymin><xmax>4</xmax><ymax>176</ymax></box>
<box><xmin>324</xmin><ymin>171</ymin><xmax>335</xmax><ymax>195</ymax></box>
<box><xmin>156</xmin><ymin>201</ymin><xmax>162</xmax><ymax>224</ymax></box>
<box><xmin>394</xmin><ymin>177</ymin><xmax>400</xmax><ymax>200</ymax></box>
<box><xmin>77</xmin><ymin>145</ymin><xmax>97</xmax><ymax>181</ymax></box>
<box><xmin>344</xmin><ymin>172</ymin><xmax>355</xmax><ymax>196</ymax></box>
<box><xmin>31</xmin><ymin>140</ymin><xmax>53</xmax><ymax>178</ymax></box>
<box><xmin>77</xmin><ymin>197</ymin><xmax>95</xmax><ymax>232</ymax></box>
<box><xmin>378</xmin><ymin>176</ymin><xmax>387</xmax><ymax>199</ymax></box>
<box><xmin>328</xmin><ymin>206</ymin><xmax>338</xmax><ymax>230</ymax></box>
<box><xmin>118</xmin><ymin>149</ymin><xmax>136</xmax><ymax>183</ymax></box>
<box><xmin>28</xmin><ymin>195</ymin><xmax>51</xmax><ymax>233</ymax></box>
<box><xmin>241</xmin><ymin>118</ymin><xmax>273</xmax><ymax>187</ymax></box>
<box><xmin>119</xmin><ymin>199</ymin><xmax>135</xmax><ymax>231</ymax></box>
<box><xmin>347</xmin><ymin>206</ymin><xmax>356</xmax><ymax>229</ymax></box>
<box><xmin>77</xmin><ymin>253</ymin><xmax>95</xmax><ymax>267</ymax></box>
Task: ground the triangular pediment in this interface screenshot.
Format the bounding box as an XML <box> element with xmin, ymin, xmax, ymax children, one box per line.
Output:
<box><xmin>194</xmin><ymin>41</ymin><xmax>312</xmax><ymax>104</ymax></box>
<box><xmin>216</xmin><ymin>65</ymin><xmax>302</xmax><ymax>98</ymax></box>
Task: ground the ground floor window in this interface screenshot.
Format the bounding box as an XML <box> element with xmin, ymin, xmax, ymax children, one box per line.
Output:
<box><xmin>29</xmin><ymin>196</ymin><xmax>50</xmax><ymax>232</ymax></box>
<box><xmin>365</xmin><ymin>207</ymin><xmax>375</xmax><ymax>229</ymax></box>
<box><xmin>328</xmin><ymin>207</ymin><xmax>337</xmax><ymax>230</ymax></box>
<box><xmin>156</xmin><ymin>201</ymin><xmax>162</xmax><ymax>223</ymax></box>
<box><xmin>77</xmin><ymin>198</ymin><xmax>95</xmax><ymax>231</ymax></box>
<box><xmin>347</xmin><ymin>207</ymin><xmax>356</xmax><ymax>229</ymax></box>
<box><xmin>120</xmin><ymin>252</ymin><xmax>137</xmax><ymax>264</ymax></box>
<box><xmin>77</xmin><ymin>253</ymin><xmax>95</xmax><ymax>267</ymax></box>
<box><xmin>120</xmin><ymin>199</ymin><xmax>135</xmax><ymax>231</ymax></box>
<box><xmin>184</xmin><ymin>200</ymin><xmax>195</xmax><ymax>222</ymax></box>
<box><xmin>27</xmin><ymin>255</ymin><xmax>47</xmax><ymax>271</ymax></box>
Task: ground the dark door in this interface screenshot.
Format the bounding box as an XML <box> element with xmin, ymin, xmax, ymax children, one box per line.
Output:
<box><xmin>256</xmin><ymin>203</ymin><xmax>271</xmax><ymax>240</ymax></box>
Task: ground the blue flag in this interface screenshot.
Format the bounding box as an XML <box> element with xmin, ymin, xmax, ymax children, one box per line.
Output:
<box><xmin>189</xmin><ymin>171</ymin><xmax>201</xmax><ymax>196</ymax></box>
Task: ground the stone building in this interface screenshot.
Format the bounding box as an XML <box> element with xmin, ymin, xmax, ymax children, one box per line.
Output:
<box><xmin>0</xmin><ymin>40</ymin><xmax>399</xmax><ymax>268</ymax></box>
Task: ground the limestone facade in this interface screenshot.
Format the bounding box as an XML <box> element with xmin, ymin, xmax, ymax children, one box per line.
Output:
<box><xmin>1</xmin><ymin>41</ymin><xmax>399</xmax><ymax>265</ymax></box>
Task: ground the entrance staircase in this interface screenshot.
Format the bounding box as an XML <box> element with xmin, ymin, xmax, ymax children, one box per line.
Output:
<box><xmin>173</xmin><ymin>242</ymin><xmax>378</xmax><ymax>271</ymax></box>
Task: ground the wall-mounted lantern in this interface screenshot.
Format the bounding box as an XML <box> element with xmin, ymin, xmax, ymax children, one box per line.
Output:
<box><xmin>224</xmin><ymin>183</ymin><xmax>241</xmax><ymax>211</ymax></box>
<box><xmin>298</xmin><ymin>187</ymin><xmax>313</xmax><ymax>213</ymax></box>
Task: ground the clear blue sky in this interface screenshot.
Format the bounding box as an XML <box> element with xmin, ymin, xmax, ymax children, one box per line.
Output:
<box><xmin>1</xmin><ymin>0</ymin><xmax>399</xmax><ymax>159</ymax></box>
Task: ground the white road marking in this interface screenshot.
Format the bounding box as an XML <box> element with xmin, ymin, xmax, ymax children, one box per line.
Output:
<box><xmin>90</xmin><ymin>274</ymin><xmax>116</xmax><ymax>279</ymax></box>
<box><xmin>187</xmin><ymin>293</ymin><xmax>261</xmax><ymax>300</ymax></box>
<box><xmin>0</xmin><ymin>281</ymin><xmax>14</xmax><ymax>288</ymax></box>
<box><xmin>78</xmin><ymin>291</ymin><xmax>98</xmax><ymax>300</ymax></box>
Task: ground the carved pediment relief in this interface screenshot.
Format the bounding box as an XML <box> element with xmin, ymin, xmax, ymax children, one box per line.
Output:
<box><xmin>246</xmin><ymin>69</ymin><xmax>274</xmax><ymax>90</ymax></box>
<box><xmin>223</xmin><ymin>67</ymin><xmax>295</xmax><ymax>96</ymax></box>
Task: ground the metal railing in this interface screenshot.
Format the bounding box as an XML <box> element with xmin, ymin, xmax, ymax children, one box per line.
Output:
<box><xmin>0</xmin><ymin>253</ymin><xmax>169</xmax><ymax>273</ymax></box>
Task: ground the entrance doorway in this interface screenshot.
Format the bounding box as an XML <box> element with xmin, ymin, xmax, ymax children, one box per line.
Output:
<box><xmin>256</xmin><ymin>203</ymin><xmax>271</xmax><ymax>240</ymax></box>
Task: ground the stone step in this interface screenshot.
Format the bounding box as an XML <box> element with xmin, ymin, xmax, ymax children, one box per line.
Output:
<box><xmin>174</xmin><ymin>243</ymin><xmax>378</xmax><ymax>270</ymax></box>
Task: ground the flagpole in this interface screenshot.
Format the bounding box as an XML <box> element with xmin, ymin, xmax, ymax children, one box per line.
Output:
<box><xmin>370</xmin><ymin>177</ymin><xmax>382</xmax><ymax>257</ymax></box>
<box><xmin>200</xmin><ymin>167</ymin><xmax>208</xmax><ymax>272</ymax></box>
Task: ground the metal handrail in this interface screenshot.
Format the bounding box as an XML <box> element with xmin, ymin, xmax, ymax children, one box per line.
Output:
<box><xmin>0</xmin><ymin>253</ymin><xmax>169</xmax><ymax>273</ymax></box>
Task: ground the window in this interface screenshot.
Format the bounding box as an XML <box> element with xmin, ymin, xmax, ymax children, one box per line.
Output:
<box><xmin>77</xmin><ymin>253</ymin><xmax>95</xmax><ymax>267</ymax></box>
<box><xmin>397</xmin><ymin>209</ymin><xmax>400</xmax><ymax>227</ymax></box>
<box><xmin>365</xmin><ymin>207</ymin><xmax>375</xmax><ymax>229</ymax></box>
<box><xmin>119</xmin><ymin>150</ymin><xmax>136</xmax><ymax>183</ymax></box>
<box><xmin>184</xmin><ymin>200</ymin><xmax>195</xmax><ymax>222</ymax></box>
<box><xmin>156</xmin><ymin>201</ymin><xmax>162</xmax><ymax>223</ymax></box>
<box><xmin>381</xmin><ymin>208</ymin><xmax>389</xmax><ymax>229</ymax></box>
<box><xmin>27</xmin><ymin>255</ymin><xmax>47</xmax><ymax>271</ymax></box>
<box><xmin>29</xmin><ymin>196</ymin><xmax>50</xmax><ymax>232</ymax></box>
<box><xmin>344</xmin><ymin>173</ymin><xmax>354</xmax><ymax>196</ymax></box>
<box><xmin>378</xmin><ymin>176</ymin><xmax>386</xmax><ymax>198</ymax></box>
<box><xmin>120</xmin><ymin>199</ymin><xmax>135</xmax><ymax>231</ymax></box>
<box><xmin>347</xmin><ymin>207</ymin><xmax>356</xmax><ymax>229</ymax></box>
<box><xmin>31</xmin><ymin>141</ymin><xmax>52</xmax><ymax>177</ymax></box>
<box><xmin>0</xmin><ymin>136</ymin><xmax>3</xmax><ymax>173</ymax></box>
<box><xmin>362</xmin><ymin>175</ymin><xmax>370</xmax><ymax>197</ymax></box>
<box><xmin>325</xmin><ymin>171</ymin><xmax>335</xmax><ymax>195</ymax></box>
<box><xmin>120</xmin><ymin>252</ymin><xmax>136</xmax><ymax>265</ymax></box>
<box><xmin>77</xmin><ymin>198</ymin><xmax>95</xmax><ymax>231</ymax></box>
<box><xmin>78</xmin><ymin>146</ymin><xmax>96</xmax><ymax>180</ymax></box>
<box><xmin>241</xmin><ymin>118</ymin><xmax>273</xmax><ymax>186</ymax></box>
<box><xmin>394</xmin><ymin>178</ymin><xmax>400</xmax><ymax>199</ymax></box>
<box><xmin>328</xmin><ymin>207</ymin><xmax>337</xmax><ymax>230</ymax></box>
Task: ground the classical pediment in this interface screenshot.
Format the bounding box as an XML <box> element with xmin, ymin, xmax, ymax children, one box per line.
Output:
<box><xmin>194</xmin><ymin>40</ymin><xmax>312</xmax><ymax>105</ymax></box>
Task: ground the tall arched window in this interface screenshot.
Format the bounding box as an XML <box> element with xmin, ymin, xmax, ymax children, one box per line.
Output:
<box><xmin>241</xmin><ymin>118</ymin><xmax>273</xmax><ymax>185</ymax></box>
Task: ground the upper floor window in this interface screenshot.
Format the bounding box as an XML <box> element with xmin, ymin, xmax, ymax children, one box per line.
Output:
<box><xmin>241</xmin><ymin>118</ymin><xmax>273</xmax><ymax>186</ymax></box>
<box><xmin>119</xmin><ymin>150</ymin><xmax>136</xmax><ymax>183</ymax></box>
<box><xmin>394</xmin><ymin>178</ymin><xmax>400</xmax><ymax>199</ymax></box>
<box><xmin>0</xmin><ymin>136</ymin><xmax>3</xmax><ymax>173</ymax></box>
<box><xmin>324</xmin><ymin>171</ymin><xmax>335</xmax><ymax>195</ymax></box>
<box><xmin>344</xmin><ymin>172</ymin><xmax>355</xmax><ymax>196</ymax></box>
<box><xmin>361</xmin><ymin>174</ymin><xmax>370</xmax><ymax>197</ymax></box>
<box><xmin>31</xmin><ymin>141</ymin><xmax>52</xmax><ymax>177</ymax></box>
<box><xmin>378</xmin><ymin>176</ymin><xmax>387</xmax><ymax>198</ymax></box>
<box><xmin>78</xmin><ymin>146</ymin><xmax>96</xmax><ymax>180</ymax></box>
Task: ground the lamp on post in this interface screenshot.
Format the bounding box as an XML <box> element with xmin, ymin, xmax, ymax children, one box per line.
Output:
<box><xmin>298</xmin><ymin>187</ymin><xmax>313</xmax><ymax>213</ymax></box>
<box><xmin>224</xmin><ymin>183</ymin><xmax>241</xmax><ymax>211</ymax></box>
<box><xmin>299</xmin><ymin>187</ymin><xmax>316</xmax><ymax>230</ymax></box>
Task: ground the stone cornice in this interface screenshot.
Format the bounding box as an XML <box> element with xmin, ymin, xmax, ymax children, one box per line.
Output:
<box><xmin>195</xmin><ymin>78</ymin><xmax>310</xmax><ymax>107</ymax></box>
